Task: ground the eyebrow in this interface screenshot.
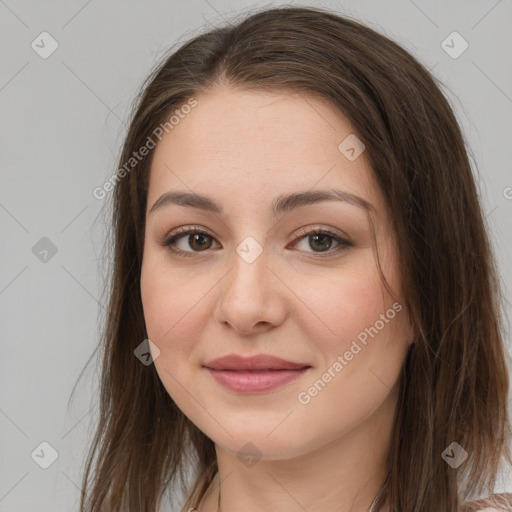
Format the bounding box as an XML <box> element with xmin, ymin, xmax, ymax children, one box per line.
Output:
<box><xmin>149</xmin><ymin>189</ymin><xmax>374</xmax><ymax>216</ymax></box>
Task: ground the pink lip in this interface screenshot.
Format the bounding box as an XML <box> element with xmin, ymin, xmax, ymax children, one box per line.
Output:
<box><xmin>205</xmin><ymin>367</ymin><xmax>310</xmax><ymax>393</ymax></box>
<box><xmin>202</xmin><ymin>354</ymin><xmax>311</xmax><ymax>393</ymax></box>
<box><xmin>203</xmin><ymin>353</ymin><xmax>310</xmax><ymax>371</ymax></box>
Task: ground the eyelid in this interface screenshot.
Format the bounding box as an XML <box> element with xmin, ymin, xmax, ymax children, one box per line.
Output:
<box><xmin>292</xmin><ymin>224</ymin><xmax>351</xmax><ymax>243</ymax></box>
<box><xmin>160</xmin><ymin>224</ymin><xmax>353</xmax><ymax>258</ymax></box>
<box><xmin>287</xmin><ymin>227</ymin><xmax>353</xmax><ymax>258</ymax></box>
<box><xmin>161</xmin><ymin>225</ymin><xmax>219</xmax><ymax>257</ymax></box>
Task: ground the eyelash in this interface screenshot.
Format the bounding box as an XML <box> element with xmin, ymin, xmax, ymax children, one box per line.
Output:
<box><xmin>160</xmin><ymin>226</ymin><xmax>353</xmax><ymax>259</ymax></box>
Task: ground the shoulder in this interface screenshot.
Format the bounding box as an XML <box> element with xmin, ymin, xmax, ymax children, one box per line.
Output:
<box><xmin>461</xmin><ymin>492</ymin><xmax>512</xmax><ymax>512</ymax></box>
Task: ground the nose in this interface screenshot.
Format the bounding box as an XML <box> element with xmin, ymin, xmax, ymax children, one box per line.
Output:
<box><xmin>213</xmin><ymin>246</ymin><xmax>287</xmax><ymax>335</ymax></box>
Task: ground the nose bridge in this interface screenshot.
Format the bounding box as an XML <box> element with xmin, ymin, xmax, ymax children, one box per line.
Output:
<box><xmin>214</xmin><ymin>233</ymin><xmax>285</xmax><ymax>333</ymax></box>
<box><xmin>227</xmin><ymin>235</ymin><xmax>270</xmax><ymax>301</ymax></box>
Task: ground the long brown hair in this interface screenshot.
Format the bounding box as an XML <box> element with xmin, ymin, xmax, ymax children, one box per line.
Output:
<box><xmin>77</xmin><ymin>6</ymin><xmax>512</xmax><ymax>511</ymax></box>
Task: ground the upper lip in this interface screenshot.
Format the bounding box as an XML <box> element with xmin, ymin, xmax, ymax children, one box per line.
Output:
<box><xmin>203</xmin><ymin>354</ymin><xmax>311</xmax><ymax>371</ymax></box>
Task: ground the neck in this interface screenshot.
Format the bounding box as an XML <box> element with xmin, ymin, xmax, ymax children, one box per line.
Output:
<box><xmin>197</xmin><ymin>388</ymin><xmax>396</xmax><ymax>512</ymax></box>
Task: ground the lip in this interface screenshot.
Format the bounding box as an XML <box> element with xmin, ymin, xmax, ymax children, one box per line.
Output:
<box><xmin>202</xmin><ymin>354</ymin><xmax>311</xmax><ymax>393</ymax></box>
<box><xmin>203</xmin><ymin>353</ymin><xmax>310</xmax><ymax>371</ymax></box>
<box><xmin>205</xmin><ymin>367</ymin><xmax>310</xmax><ymax>393</ymax></box>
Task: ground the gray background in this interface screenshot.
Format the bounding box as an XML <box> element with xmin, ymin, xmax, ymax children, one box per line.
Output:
<box><xmin>1</xmin><ymin>0</ymin><xmax>511</xmax><ymax>510</ymax></box>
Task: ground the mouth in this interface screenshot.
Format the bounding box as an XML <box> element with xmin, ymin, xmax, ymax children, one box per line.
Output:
<box><xmin>203</xmin><ymin>366</ymin><xmax>312</xmax><ymax>393</ymax></box>
<box><xmin>211</xmin><ymin>368</ymin><xmax>309</xmax><ymax>372</ymax></box>
<box><xmin>202</xmin><ymin>353</ymin><xmax>311</xmax><ymax>371</ymax></box>
<box><xmin>202</xmin><ymin>353</ymin><xmax>312</xmax><ymax>393</ymax></box>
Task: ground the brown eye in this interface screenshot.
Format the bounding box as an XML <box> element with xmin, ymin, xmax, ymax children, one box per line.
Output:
<box><xmin>163</xmin><ymin>229</ymin><xmax>219</xmax><ymax>256</ymax></box>
<box><xmin>307</xmin><ymin>233</ymin><xmax>335</xmax><ymax>252</ymax></box>
<box><xmin>291</xmin><ymin>228</ymin><xmax>353</xmax><ymax>257</ymax></box>
<box><xmin>187</xmin><ymin>233</ymin><xmax>213</xmax><ymax>251</ymax></box>
<box><xmin>161</xmin><ymin>226</ymin><xmax>352</xmax><ymax>258</ymax></box>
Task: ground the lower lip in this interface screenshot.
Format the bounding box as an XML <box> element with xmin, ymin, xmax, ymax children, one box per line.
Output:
<box><xmin>204</xmin><ymin>367</ymin><xmax>310</xmax><ymax>393</ymax></box>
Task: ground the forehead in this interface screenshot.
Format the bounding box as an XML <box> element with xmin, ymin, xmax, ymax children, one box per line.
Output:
<box><xmin>147</xmin><ymin>85</ymin><xmax>385</xmax><ymax>216</ymax></box>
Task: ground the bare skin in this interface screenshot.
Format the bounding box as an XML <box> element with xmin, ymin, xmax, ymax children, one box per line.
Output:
<box><xmin>140</xmin><ymin>84</ymin><xmax>412</xmax><ymax>512</ymax></box>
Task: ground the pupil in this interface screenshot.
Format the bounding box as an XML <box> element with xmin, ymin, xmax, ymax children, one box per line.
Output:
<box><xmin>186</xmin><ymin>234</ymin><xmax>333</xmax><ymax>252</ymax></box>
<box><xmin>190</xmin><ymin>234</ymin><xmax>211</xmax><ymax>250</ymax></box>
<box><xmin>310</xmin><ymin>234</ymin><xmax>331</xmax><ymax>251</ymax></box>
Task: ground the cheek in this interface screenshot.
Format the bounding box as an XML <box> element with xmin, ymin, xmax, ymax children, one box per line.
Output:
<box><xmin>139</xmin><ymin>245</ymin><xmax>409</xmax><ymax>459</ymax></box>
<box><xmin>140</xmin><ymin>241</ymin><xmax>222</xmax><ymax>427</ymax></box>
<box><xmin>140</xmin><ymin>250</ymin><xmax>209</xmax><ymax>345</ymax></box>
<box><xmin>141</xmin><ymin>288</ymin><xmax>207</xmax><ymax>372</ymax></box>
<box><xmin>290</xmin><ymin>257</ymin><xmax>391</xmax><ymax>356</ymax></box>
<box><xmin>140</xmin><ymin>262</ymin><xmax>206</xmax><ymax>406</ymax></box>
<box><xmin>291</xmin><ymin>259</ymin><xmax>407</xmax><ymax>414</ymax></box>
<box><xmin>140</xmin><ymin>255</ymin><xmax>226</xmax><ymax>402</ymax></box>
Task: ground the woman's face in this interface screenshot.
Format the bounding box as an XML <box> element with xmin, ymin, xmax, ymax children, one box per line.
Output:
<box><xmin>140</xmin><ymin>85</ymin><xmax>412</xmax><ymax>459</ymax></box>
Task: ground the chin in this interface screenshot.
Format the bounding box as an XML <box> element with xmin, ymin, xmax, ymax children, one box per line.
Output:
<box><xmin>211</xmin><ymin>429</ymin><xmax>316</xmax><ymax>462</ymax></box>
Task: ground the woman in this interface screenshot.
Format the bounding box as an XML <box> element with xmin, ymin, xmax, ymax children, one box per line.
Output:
<box><xmin>78</xmin><ymin>6</ymin><xmax>512</xmax><ymax>511</ymax></box>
